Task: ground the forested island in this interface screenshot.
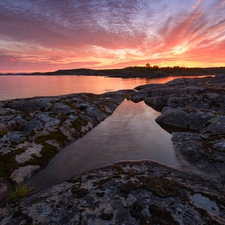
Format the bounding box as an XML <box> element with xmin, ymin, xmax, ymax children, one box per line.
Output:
<box><xmin>2</xmin><ymin>66</ymin><xmax>225</xmax><ymax>78</ymax></box>
<box><xmin>32</xmin><ymin>66</ymin><xmax>225</xmax><ymax>77</ymax></box>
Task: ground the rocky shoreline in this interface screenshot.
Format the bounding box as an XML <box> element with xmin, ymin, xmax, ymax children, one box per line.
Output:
<box><xmin>0</xmin><ymin>90</ymin><xmax>134</xmax><ymax>199</ymax></box>
<box><xmin>131</xmin><ymin>74</ymin><xmax>225</xmax><ymax>186</ymax></box>
<box><xmin>1</xmin><ymin>75</ymin><xmax>225</xmax><ymax>224</ymax></box>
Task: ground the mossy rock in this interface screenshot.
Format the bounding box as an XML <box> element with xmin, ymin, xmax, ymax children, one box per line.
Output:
<box><xmin>119</xmin><ymin>176</ymin><xmax>179</xmax><ymax>198</ymax></box>
<box><xmin>0</xmin><ymin>148</ymin><xmax>26</xmax><ymax>182</ymax></box>
<box><xmin>34</xmin><ymin>130</ymin><xmax>68</xmax><ymax>146</ymax></box>
<box><xmin>25</xmin><ymin>143</ymin><xmax>58</xmax><ymax>168</ymax></box>
<box><xmin>0</xmin><ymin>129</ymin><xmax>9</xmax><ymax>138</ymax></box>
<box><xmin>72</xmin><ymin>118</ymin><xmax>88</xmax><ymax>132</ymax></box>
<box><xmin>71</xmin><ymin>186</ymin><xmax>89</xmax><ymax>198</ymax></box>
<box><xmin>149</xmin><ymin>204</ymin><xmax>179</xmax><ymax>225</ymax></box>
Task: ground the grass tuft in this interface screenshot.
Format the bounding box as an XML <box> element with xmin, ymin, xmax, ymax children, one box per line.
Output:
<box><xmin>126</xmin><ymin>93</ymin><xmax>131</xmax><ymax>100</ymax></box>
<box><xmin>8</xmin><ymin>183</ymin><xmax>32</xmax><ymax>201</ymax></box>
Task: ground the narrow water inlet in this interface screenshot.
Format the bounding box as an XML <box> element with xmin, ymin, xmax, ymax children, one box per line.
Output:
<box><xmin>28</xmin><ymin>100</ymin><xmax>180</xmax><ymax>191</ymax></box>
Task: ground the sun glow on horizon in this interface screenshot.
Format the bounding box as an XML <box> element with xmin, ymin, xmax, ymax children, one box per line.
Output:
<box><xmin>0</xmin><ymin>0</ymin><xmax>224</xmax><ymax>73</ymax></box>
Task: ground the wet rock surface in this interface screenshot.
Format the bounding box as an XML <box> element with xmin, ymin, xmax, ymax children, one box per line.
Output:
<box><xmin>132</xmin><ymin>74</ymin><xmax>225</xmax><ymax>185</ymax></box>
<box><xmin>0</xmin><ymin>90</ymin><xmax>133</xmax><ymax>198</ymax></box>
<box><xmin>1</xmin><ymin>160</ymin><xmax>225</xmax><ymax>224</ymax></box>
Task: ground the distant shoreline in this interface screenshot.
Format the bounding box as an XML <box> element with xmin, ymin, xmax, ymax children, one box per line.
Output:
<box><xmin>1</xmin><ymin>66</ymin><xmax>224</xmax><ymax>78</ymax></box>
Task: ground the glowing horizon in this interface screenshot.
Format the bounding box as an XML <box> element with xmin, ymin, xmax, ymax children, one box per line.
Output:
<box><xmin>0</xmin><ymin>0</ymin><xmax>225</xmax><ymax>73</ymax></box>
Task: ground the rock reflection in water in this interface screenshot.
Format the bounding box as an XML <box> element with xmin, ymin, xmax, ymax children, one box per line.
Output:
<box><xmin>28</xmin><ymin>100</ymin><xmax>179</xmax><ymax>191</ymax></box>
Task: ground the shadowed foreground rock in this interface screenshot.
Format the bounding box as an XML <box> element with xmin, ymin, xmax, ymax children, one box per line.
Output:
<box><xmin>1</xmin><ymin>160</ymin><xmax>225</xmax><ymax>224</ymax></box>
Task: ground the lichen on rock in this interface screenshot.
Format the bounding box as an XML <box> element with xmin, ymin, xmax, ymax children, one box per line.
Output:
<box><xmin>0</xmin><ymin>89</ymin><xmax>134</xmax><ymax>200</ymax></box>
<box><xmin>1</xmin><ymin>160</ymin><xmax>225</xmax><ymax>224</ymax></box>
<box><xmin>10</xmin><ymin>165</ymin><xmax>40</xmax><ymax>183</ymax></box>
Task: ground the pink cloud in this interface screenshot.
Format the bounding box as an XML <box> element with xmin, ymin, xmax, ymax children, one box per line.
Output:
<box><xmin>192</xmin><ymin>0</ymin><xmax>202</xmax><ymax>9</ymax></box>
<box><xmin>0</xmin><ymin>0</ymin><xmax>225</xmax><ymax>72</ymax></box>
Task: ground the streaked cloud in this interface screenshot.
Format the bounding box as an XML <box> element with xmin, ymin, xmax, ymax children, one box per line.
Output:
<box><xmin>192</xmin><ymin>0</ymin><xmax>202</xmax><ymax>9</ymax></box>
<box><xmin>0</xmin><ymin>0</ymin><xmax>224</xmax><ymax>72</ymax></box>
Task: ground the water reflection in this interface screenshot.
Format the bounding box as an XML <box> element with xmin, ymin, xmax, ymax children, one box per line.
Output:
<box><xmin>28</xmin><ymin>100</ymin><xmax>179</xmax><ymax>191</ymax></box>
<box><xmin>0</xmin><ymin>75</ymin><xmax>210</xmax><ymax>101</ymax></box>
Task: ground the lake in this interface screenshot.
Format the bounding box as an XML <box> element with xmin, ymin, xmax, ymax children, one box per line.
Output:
<box><xmin>0</xmin><ymin>75</ymin><xmax>204</xmax><ymax>190</ymax></box>
<box><xmin>0</xmin><ymin>75</ymin><xmax>203</xmax><ymax>101</ymax></box>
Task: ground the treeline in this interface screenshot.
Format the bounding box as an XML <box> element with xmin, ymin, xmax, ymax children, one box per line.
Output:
<box><xmin>30</xmin><ymin>66</ymin><xmax>225</xmax><ymax>78</ymax></box>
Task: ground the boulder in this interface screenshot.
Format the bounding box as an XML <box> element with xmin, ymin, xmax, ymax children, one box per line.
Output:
<box><xmin>168</xmin><ymin>96</ymin><xmax>193</xmax><ymax>107</ymax></box>
<box><xmin>130</xmin><ymin>91</ymin><xmax>147</xmax><ymax>103</ymax></box>
<box><xmin>144</xmin><ymin>96</ymin><xmax>168</xmax><ymax>111</ymax></box>
<box><xmin>6</xmin><ymin>98</ymin><xmax>53</xmax><ymax>111</ymax></box>
<box><xmin>155</xmin><ymin>107</ymin><xmax>189</xmax><ymax>129</ymax></box>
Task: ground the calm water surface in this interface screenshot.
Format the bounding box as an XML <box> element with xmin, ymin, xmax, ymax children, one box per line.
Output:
<box><xmin>0</xmin><ymin>75</ymin><xmax>204</xmax><ymax>190</ymax></box>
<box><xmin>0</xmin><ymin>75</ymin><xmax>204</xmax><ymax>100</ymax></box>
<box><xmin>29</xmin><ymin>100</ymin><xmax>179</xmax><ymax>191</ymax></box>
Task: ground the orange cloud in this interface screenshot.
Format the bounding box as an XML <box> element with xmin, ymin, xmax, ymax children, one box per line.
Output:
<box><xmin>0</xmin><ymin>0</ymin><xmax>225</xmax><ymax>73</ymax></box>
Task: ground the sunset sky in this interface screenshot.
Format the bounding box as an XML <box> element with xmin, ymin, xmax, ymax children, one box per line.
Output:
<box><xmin>0</xmin><ymin>0</ymin><xmax>225</xmax><ymax>73</ymax></box>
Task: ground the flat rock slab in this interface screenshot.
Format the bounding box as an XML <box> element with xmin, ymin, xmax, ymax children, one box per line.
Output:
<box><xmin>0</xmin><ymin>90</ymin><xmax>133</xmax><ymax>199</ymax></box>
<box><xmin>1</xmin><ymin>160</ymin><xmax>225</xmax><ymax>224</ymax></box>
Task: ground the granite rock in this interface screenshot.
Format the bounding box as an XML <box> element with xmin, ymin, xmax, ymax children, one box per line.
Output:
<box><xmin>1</xmin><ymin>161</ymin><xmax>225</xmax><ymax>225</ymax></box>
<box><xmin>132</xmin><ymin>74</ymin><xmax>225</xmax><ymax>185</ymax></box>
<box><xmin>0</xmin><ymin>90</ymin><xmax>134</xmax><ymax>198</ymax></box>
